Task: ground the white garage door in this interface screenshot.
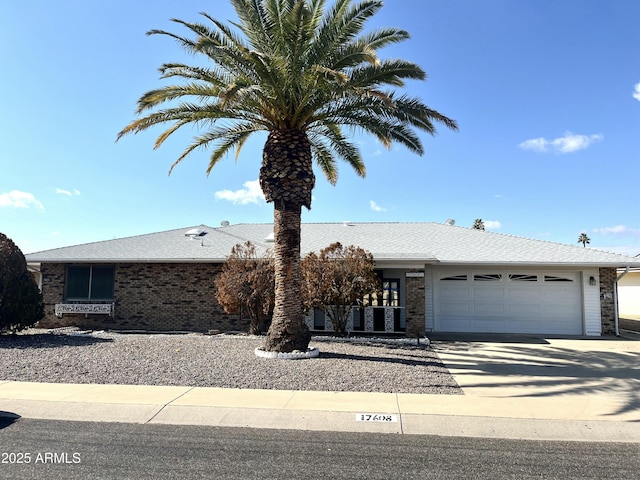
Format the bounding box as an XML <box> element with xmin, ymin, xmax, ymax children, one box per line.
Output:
<box><xmin>434</xmin><ymin>270</ymin><xmax>583</xmax><ymax>335</ymax></box>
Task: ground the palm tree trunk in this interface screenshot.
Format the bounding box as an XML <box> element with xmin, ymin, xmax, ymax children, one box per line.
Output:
<box><xmin>260</xmin><ymin>129</ymin><xmax>314</xmax><ymax>352</ymax></box>
<box><xmin>263</xmin><ymin>203</ymin><xmax>311</xmax><ymax>352</ymax></box>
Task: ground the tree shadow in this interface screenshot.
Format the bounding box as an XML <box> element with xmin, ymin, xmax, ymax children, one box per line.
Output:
<box><xmin>433</xmin><ymin>340</ymin><xmax>640</xmax><ymax>417</ymax></box>
<box><xmin>429</xmin><ymin>332</ymin><xmax>550</xmax><ymax>344</ymax></box>
<box><xmin>0</xmin><ymin>333</ymin><xmax>113</xmax><ymax>349</ymax></box>
<box><xmin>0</xmin><ymin>411</ymin><xmax>21</xmax><ymax>429</ymax></box>
<box><xmin>318</xmin><ymin>350</ymin><xmax>445</xmax><ymax>369</ymax></box>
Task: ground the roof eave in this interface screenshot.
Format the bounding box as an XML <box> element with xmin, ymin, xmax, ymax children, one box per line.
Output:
<box><xmin>27</xmin><ymin>258</ymin><xmax>228</xmax><ymax>264</ymax></box>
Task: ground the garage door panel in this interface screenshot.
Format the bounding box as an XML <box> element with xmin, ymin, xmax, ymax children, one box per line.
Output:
<box><xmin>508</xmin><ymin>288</ymin><xmax>540</xmax><ymax>301</ymax></box>
<box><xmin>437</xmin><ymin>302</ymin><xmax>472</xmax><ymax>315</ymax></box>
<box><xmin>438</xmin><ymin>317</ymin><xmax>472</xmax><ymax>331</ymax></box>
<box><xmin>506</xmin><ymin>303</ymin><xmax>540</xmax><ymax>316</ymax></box>
<box><xmin>474</xmin><ymin>303</ymin><xmax>505</xmax><ymax>315</ymax></box>
<box><xmin>434</xmin><ymin>270</ymin><xmax>583</xmax><ymax>335</ymax></box>
<box><xmin>542</xmin><ymin>288</ymin><xmax>578</xmax><ymax>302</ymax></box>
<box><xmin>473</xmin><ymin>287</ymin><xmax>504</xmax><ymax>301</ymax></box>
<box><xmin>438</xmin><ymin>286</ymin><xmax>471</xmax><ymax>301</ymax></box>
<box><xmin>541</xmin><ymin>304</ymin><xmax>581</xmax><ymax>318</ymax></box>
<box><xmin>474</xmin><ymin>319</ymin><xmax>506</xmax><ymax>332</ymax></box>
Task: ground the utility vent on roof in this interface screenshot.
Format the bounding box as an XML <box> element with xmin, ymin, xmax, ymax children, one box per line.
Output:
<box><xmin>185</xmin><ymin>228</ymin><xmax>206</xmax><ymax>237</ymax></box>
<box><xmin>265</xmin><ymin>232</ymin><xmax>275</xmax><ymax>242</ymax></box>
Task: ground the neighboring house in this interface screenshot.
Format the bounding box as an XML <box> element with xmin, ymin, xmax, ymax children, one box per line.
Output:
<box><xmin>25</xmin><ymin>222</ymin><xmax>640</xmax><ymax>337</ymax></box>
<box><xmin>618</xmin><ymin>254</ymin><xmax>640</xmax><ymax>318</ymax></box>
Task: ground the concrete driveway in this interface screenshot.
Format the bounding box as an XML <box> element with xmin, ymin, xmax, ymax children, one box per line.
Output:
<box><xmin>432</xmin><ymin>334</ymin><xmax>640</xmax><ymax>422</ymax></box>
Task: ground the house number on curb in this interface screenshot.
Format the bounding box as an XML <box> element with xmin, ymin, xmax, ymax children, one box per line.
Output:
<box><xmin>356</xmin><ymin>413</ymin><xmax>398</xmax><ymax>422</ymax></box>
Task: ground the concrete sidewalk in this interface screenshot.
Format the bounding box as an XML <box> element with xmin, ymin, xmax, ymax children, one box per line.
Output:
<box><xmin>1</xmin><ymin>336</ymin><xmax>639</xmax><ymax>443</ymax></box>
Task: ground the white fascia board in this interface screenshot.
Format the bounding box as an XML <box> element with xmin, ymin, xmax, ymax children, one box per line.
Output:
<box><xmin>373</xmin><ymin>260</ymin><xmax>430</xmax><ymax>269</ymax></box>
<box><xmin>429</xmin><ymin>260</ymin><xmax>640</xmax><ymax>268</ymax></box>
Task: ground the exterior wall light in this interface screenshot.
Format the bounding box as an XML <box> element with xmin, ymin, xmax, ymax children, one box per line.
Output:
<box><xmin>589</xmin><ymin>276</ymin><xmax>597</xmax><ymax>286</ymax></box>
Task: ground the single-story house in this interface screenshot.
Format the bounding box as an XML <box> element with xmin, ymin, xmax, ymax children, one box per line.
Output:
<box><xmin>25</xmin><ymin>222</ymin><xmax>640</xmax><ymax>337</ymax></box>
<box><xmin>618</xmin><ymin>255</ymin><xmax>640</xmax><ymax>318</ymax></box>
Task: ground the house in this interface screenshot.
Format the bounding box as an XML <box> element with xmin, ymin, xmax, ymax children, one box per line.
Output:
<box><xmin>25</xmin><ymin>222</ymin><xmax>640</xmax><ymax>337</ymax></box>
<box><xmin>618</xmin><ymin>255</ymin><xmax>640</xmax><ymax>319</ymax></box>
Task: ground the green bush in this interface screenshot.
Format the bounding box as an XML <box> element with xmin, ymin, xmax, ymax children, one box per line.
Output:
<box><xmin>0</xmin><ymin>233</ymin><xmax>44</xmax><ymax>333</ymax></box>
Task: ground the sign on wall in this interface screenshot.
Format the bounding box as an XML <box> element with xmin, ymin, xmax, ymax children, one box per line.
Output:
<box><xmin>55</xmin><ymin>303</ymin><xmax>113</xmax><ymax>317</ymax></box>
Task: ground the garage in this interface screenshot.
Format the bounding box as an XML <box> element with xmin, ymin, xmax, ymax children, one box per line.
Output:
<box><xmin>433</xmin><ymin>270</ymin><xmax>584</xmax><ymax>335</ymax></box>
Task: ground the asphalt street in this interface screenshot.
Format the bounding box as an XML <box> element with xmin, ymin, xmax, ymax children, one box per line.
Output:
<box><xmin>1</xmin><ymin>418</ymin><xmax>639</xmax><ymax>480</ymax></box>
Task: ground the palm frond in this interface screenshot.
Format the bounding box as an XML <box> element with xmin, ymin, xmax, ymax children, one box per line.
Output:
<box><xmin>119</xmin><ymin>0</ymin><xmax>457</xmax><ymax>181</ymax></box>
<box><xmin>168</xmin><ymin>122</ymin><xmax>262</xmax><ymax>175</ymax></box>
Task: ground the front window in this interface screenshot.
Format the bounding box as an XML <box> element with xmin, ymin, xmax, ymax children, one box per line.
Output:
<box><xmin>364</xmin><ymin>278</ymin><xmax>400</xmax><ymax>307</ymax></box>
<box><xmin>65</xmin><ymin>266</ymin><xmax>115</xmax><ymax>301</ymax></box>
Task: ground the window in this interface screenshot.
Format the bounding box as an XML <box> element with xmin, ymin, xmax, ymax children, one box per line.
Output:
<box><xmin>509</xmin><ymin>274</ymin><xmax>538</xmax><ymax>282</ymax></box>
<box><xmin>440</xmin><ymin>274</ymin><xmax>468</xmax><ymax>281</ymax></box>
<box><xmin>313</xmin><ymin>308</ymin><xmax>325</xmax><ymax>330</ymax></box>
<box><xmin>360</xmin><ymin>277</ymin><xmax>402</xmax><ymax>332</ymax></box>
<box><xmin>544</xmin><ymin>275</ymin><xmax>573</xmax><ymax>283</ymax></box>
<box><xmin>65</xmin><ymin>266</ymin><xmax>115</xmax><ymax>301</ymax></box>
<box><xmin>364</xmin><ymin>279</ymin><xmax>400</xmax><ymax>307</ymax></box>
<box><xmin>381</xmin><ymin>280</ymin><xmax>400</xmax><ymax>307</ymax></box>
<box><xmin>474</xmin><ymin>274</ymin><xmax>502</xmax><ymax>281</ymax></box>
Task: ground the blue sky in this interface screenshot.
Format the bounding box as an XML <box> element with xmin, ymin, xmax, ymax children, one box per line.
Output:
<box><xmin>2</xmin><ymin>0</ymin><xmax>639</xmax><ymax>256</ymax></box>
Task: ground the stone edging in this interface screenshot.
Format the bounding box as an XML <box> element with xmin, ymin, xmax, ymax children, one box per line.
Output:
<box><xmin>254</xmin><ymin>347</ymin><xmax>320</xmax><ymax>360</ymax></box>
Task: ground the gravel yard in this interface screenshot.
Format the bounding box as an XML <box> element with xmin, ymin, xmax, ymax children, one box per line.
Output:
<box><xmin>0</xmin><ymin>329</ymin><xmax>461</xmax><ymax>395</ymax></box>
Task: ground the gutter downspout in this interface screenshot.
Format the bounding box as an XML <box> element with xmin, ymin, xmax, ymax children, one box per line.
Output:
<box><xmin>614</xmin><ymin>267</ymin><xmax>630</xmax><ymax>337</ymax></box>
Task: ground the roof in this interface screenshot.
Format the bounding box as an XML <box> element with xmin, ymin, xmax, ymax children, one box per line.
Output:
<box><xmin>25</xmin><ymin>222</ymin><xmax>640</xmax><ymax>268</ymax></box>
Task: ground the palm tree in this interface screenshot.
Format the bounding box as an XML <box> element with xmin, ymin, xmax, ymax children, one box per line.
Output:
<box><xmin>472</xmin><ymin>219</ymin><xmax>485</xmax><ymax>230</ymax></box>
<box><xmin>117</xmin><ymin>0</ymin><xmax>458</xmax><ymax>352</ymax></box>
<box><xmin>578</xmin><ymin>232</ymin><xmax>590</xmax><ymax>248</ymax></box>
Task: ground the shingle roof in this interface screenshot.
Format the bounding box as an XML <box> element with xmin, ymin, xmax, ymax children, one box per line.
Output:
<box><xmin>25</xmin><ymin>222</ymin><xmax>640</xmax><ymax>267</ymax></box>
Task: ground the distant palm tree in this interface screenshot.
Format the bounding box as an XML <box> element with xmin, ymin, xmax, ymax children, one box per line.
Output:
<box><xmin>472</xmin><ymin>219</ymin><xmax>485</xmax><ymax>230</ymax></box>
<box><xmin>578</xmin><ymin>232</ymin><xmax>590</xmax><ymax>247</ymax></box>
<box><xmin>117</xmin><ymin>0</ymin><xmax>457</xmax><ymax>352</ymax></box>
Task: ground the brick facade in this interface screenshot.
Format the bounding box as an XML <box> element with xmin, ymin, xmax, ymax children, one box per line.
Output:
<box><xmin>38</xmin><ymin>263</ymin><xmax>249</xmax><ymax>332</ymax></box>
<box><xmin>404</xmin><ymin>271</ymin><xmax>425</xmax><ymax>337</ymax></box>
<box><xmin>36</xmin><ymin>262</ymin><xmax>619</xmax><ymax>336</ymax></box>
<box><xmin>599</xmin><ymin>267</ymin><xmax>617</xmax><ymax>335</ymax></box>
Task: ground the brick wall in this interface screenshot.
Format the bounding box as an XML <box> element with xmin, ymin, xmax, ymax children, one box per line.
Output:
<box><xmin>37</xmin><ymin>262</ymin><xmax>250</xmax><ymax>332</ymax></box>
<box><xmin>404</xmin><ymin>271</ymin><xmax>425</xmax><ymax>337</ymax></box>
<box><xmin>599</xmin><ymin>267</ymin><xmax>617</xmax><ymax>335</ymax></box>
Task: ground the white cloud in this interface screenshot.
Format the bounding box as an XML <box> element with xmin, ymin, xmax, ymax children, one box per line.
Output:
<box><xmin>633</xmin><ymin>82</ymin><xmax>640</xmax><ymax>102</ymax></box>
<box><xmin>483</xmin><ymin>220</ymin><xmax>502</xmax><ymax>229</ymax></box>
<box><xmin>55</xmin><ymin>188</ymin><xmax>81</xmax><ymax>196</ymax></box>
<box><xmin>369</xmin><ymin>200</ymin><xmax>387</xmax><ymax>212</ymax></box>
<box><xmin>0</xmin><ymin>190</ymin><xmax>44</xmax><ymax>210</ymax></box>
<box><xmin>518</xmin><ymin>132</ymin><xmax>603</xmax><ymax>154</ymax></box>
<box><xmin>518</xmin><ymin>137</ymin><xmax>548</xmax><ymax>152</ymax></box>
<box><xmin>592</xmin><ymin>225</ymin><xmax>640</xmax><ymax>237</ymax></box>
<box><xmin>214</xmin><ymin>180</ymin><xmax>265</xmax><ymax>205</ymax></box>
